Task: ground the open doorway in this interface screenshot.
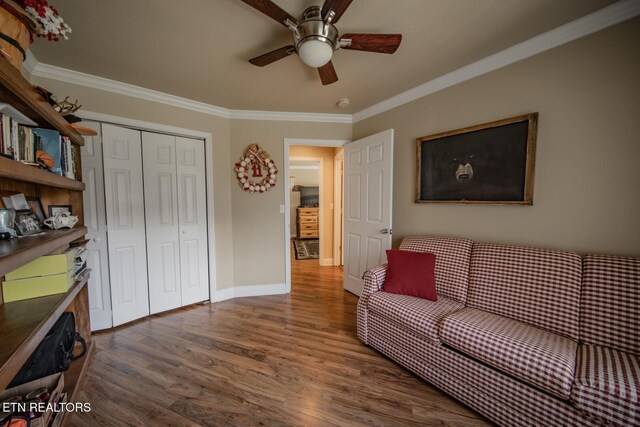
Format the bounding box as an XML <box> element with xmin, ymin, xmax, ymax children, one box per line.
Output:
<box><xmin>283</xmin><ymin>139</ymin><xmax>348</xmax><ymax>293</ymax></box>
<box><xmin>290</xmin><ymin>159</ymin><xmax>321</xmax><ymax>264</ymax></box>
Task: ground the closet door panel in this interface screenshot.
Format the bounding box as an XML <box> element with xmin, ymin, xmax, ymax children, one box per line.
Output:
<box><xmin>81</xmin><ymin>122</ymin><xmax>112</xmax><ymax>331</ymax></box>
<box><xmin>176</xmin><ymin>137</ymin><xmax>210</xmax><ymax>305</ymax></box>
<box><xmin>142</xmin><ymin>132</ymin><xmax>182</xmax><ymax>314</ymax></box>
<box><xmin>102</xmin><ymin>124</ymin><xmax>150</xmax><ymax>326</ymax></box>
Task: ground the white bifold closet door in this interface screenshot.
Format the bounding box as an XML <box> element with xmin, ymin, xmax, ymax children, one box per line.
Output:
<box><xmin>81</xmin><ymin>122</ymin><xmax>112</xmax><ymax>331</ymax></box>
<box><xmin>142</xmin><ymin>132</ymin><xmax>181</xmax><ymax>313</ymax></box>
<box><xmin>175</xmin><ymin>136</ymin><xmax>209</xmax><ymax>306</ymax></box>
<box><xmin>143</xmin><ymin>132</ymin><xmax>209</xmax><ymax>313</ymax></box>
<box><xmin>102</xmin><ymin>124</ymin><xmax>150</xmax><ymax>326</ymax></box>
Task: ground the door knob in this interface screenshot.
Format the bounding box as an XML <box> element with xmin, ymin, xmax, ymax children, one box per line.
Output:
<box><xmin>381</xmin><ymin>228</ymin><xmax>392</xmax><ymax>235</ymax></box>
<box><xmin>182</xmin><ymin>230</ymin><xmax>187</xmax><ymax>234</ymax></box>
<box><xmin>93</xmin><ymin>237</ymin><xmax>101</xmax><ymax>243</ymax></box>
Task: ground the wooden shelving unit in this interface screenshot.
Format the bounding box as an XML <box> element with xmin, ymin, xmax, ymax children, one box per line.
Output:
<box><xmin>0</xmin><ymin>227</ymin><xmax>87</xmax><ymax>275</ymax></box>
<box><xmin>0</xmin><ymin>56</ymin><xmax>83</xmax><ymax>146</ymax></box>
<box><xmin>0</xmin><ymin>156</ymin><xmax>85</xmax><ymax>191</ymax></box>
<box><xmin>0</xmin><ymin>272</ymin><xmax>90</xmax><ymax>389</ymax></box>
<box><xmin>0</xmin><ymin>54</ymin><xmax>92</xmax><ymax>426</ymax></box>
<box><xmin>60</xmin><ymin>340</ymin><xmax>94</xmax><ymax>418</ymax></box>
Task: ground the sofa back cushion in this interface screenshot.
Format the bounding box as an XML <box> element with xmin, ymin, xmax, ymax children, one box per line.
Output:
<box><xmin>399</xmin><ymin>235</ymin><xmax>473</xmax><ymax>303</ymax></box>
<box><xmin>468</xmin><ymin>243</ymin><xmax>582</xmax><ymax>339</ymax></box>
<box><xmin>581</xmin><ymin>254</ymin><xmax>639</xmax><ymax>355</ymax></box>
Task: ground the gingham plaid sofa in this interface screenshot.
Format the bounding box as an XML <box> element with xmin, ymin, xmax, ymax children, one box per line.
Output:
<box><xmin>357</xmin><ymin>235</ymin><xmax>639</xmax><ymax>427</ymax></box>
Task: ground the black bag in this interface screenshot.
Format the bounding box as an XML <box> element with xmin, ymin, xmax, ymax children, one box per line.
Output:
<box><xmin>9</xmin><ymin>312</ymin><xmax>87</xmax><ymax>388</ymax></box>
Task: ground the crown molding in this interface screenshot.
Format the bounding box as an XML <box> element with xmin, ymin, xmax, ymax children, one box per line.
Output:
<box><xmin>31</xmin><ymin>62</ymin><xmax>232</xmax><ymax>118</ymax></box>
<box><xmin>21</xmin><ymin>51</ymin><xmax>38</xmax><ymax>77</ymax></box>
<box><xmin>29</xmin><ymin>60</ymin><xmax>352</xmax><ymax>123</ymax></box>
<box><xmin>353</xmin><ymin>0</ymin><xmax>640</xmax><ymax>123</ymax></box>
<box><xmin>229</xmin><ymin>109</ymin><xmax>352</xmax><ymax>123</ymax></box>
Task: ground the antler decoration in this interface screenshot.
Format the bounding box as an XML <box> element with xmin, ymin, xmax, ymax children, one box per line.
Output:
<box><xmin>53</xmin><ymin>96</ymin><xmax>82</xmax><ymax>115</ymax></box>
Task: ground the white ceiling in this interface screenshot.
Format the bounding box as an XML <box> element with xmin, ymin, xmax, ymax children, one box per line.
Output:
<box><xmin>30</xmin><ymin>0</ymin><xmax>616</xmax><ymax>114</ymax></box>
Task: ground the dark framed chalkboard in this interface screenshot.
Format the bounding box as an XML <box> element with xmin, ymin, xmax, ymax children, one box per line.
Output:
<box><xmin>415</xmin><ymin>113</ymin><xmax>538</xmax><ymax>205</ymax></box>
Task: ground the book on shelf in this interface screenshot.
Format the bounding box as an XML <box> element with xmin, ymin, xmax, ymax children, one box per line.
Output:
<box><xmin>1</xmin><ymin>114</ymin><xmax>12</xmax><ymax>156</ymax></box>
<box><xmin>11</xmin><ymin>119</ymin><xmax>18</xmax><ymax>161</ymax></box>
<box><xmin>0</xmin><ymin>104</ymin><xmax>37</xmax><ymax>159</ymax></box>
<box><xmin>60</xmin><ymin>136</ymin><xmax>76</xmax><ymax>180</ymax></box>
<box><xmin>0</xmin><ymin>115</ymin><xmax>78</xmax><ymax>179</ymax></box>
<box><xmin>32</xmin><ymin>128</ymin><xmax>62</xmax><ymax>175</ymax></box>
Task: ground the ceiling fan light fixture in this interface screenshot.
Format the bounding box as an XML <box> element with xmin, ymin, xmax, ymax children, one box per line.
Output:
<box><xmin>242</xmin><ymin>0</ymin><xmax>402</xmax><ymax>85</ymax></box>
<box><xmin>298</xmin><ymin>38</ymin><xmax>334</xmax><ymax>67</ymax></box>
<box><xmin>292</xmin><ymin>5</ymin><xmax>338</xmax><ymax>69</ymax></box>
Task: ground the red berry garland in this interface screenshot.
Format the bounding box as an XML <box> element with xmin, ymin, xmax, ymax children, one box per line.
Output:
<box><xmin>21</xmin><ymin>0</ymin><xmax>71</xmax><ymax>41</ymax></box>
<box><xmin>234</xmin><ymin>144</ymin><xmax>278</xmax><ymax>193</ymax></box>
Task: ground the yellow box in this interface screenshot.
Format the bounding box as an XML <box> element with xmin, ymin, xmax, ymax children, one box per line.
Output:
<box><xmin>5</xmin><ymin>249</ymin><xmax>76</xmax><ymax>280</ymax></box>
<box><xmin>2</xmin><ymin>269</ymin><xmax>75</xmax><ymax>302</ymax></box>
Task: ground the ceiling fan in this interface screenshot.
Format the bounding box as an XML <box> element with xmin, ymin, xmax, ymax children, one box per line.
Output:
<box><xmin>241</xmin><ymin>0</ymin><xmax>402</xmax><ymax>85</ymax></box>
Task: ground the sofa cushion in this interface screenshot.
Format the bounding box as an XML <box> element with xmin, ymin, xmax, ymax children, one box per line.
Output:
<box><xmin>383</xmin><ymin>250</ymin><xmax>437</xmax><ymax>300</ymax></box>
<box><xmin>368</xmin><ymin>292</ymin><xmax>464</xmax><ymax>343</ymax></box>
<box><xmin>581</xmin><ymin>255</ymin><xmax>640</xmax><ymax>355</ymax></box>
<box><xmin>399</xmin><ymin>235</ymin><xmax>473</xmax><ymax>303</ymax></box>
<box><xmin>441</xmin><ymin>307</ymin><xmax>577</xmax><ymax>399</ymax></box>
<box><xmin>572</xmin><ymin>344</ymin><xmax>639</xmax><ymax>427</ymax></box>
<box><xmin>468</xmin><ymin>243</ymin><xmax>582</xmax><ymax>339</ymax></box>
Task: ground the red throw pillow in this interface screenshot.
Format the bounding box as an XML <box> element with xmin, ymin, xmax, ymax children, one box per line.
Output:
<box><xmin>383</xmin><ymin>249</ymin><xmax>437</xmax><ymax>301</ymax></box>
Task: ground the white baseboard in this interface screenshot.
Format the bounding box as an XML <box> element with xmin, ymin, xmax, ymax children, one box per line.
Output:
<box><xmin>235</xmin><ymin>283</ymin><xmax>287</xmax><ymax>298</ymax></box>
<box><xmin>213</xmin><ymin>287</ymin><xmax>236</xmax><ymax>302</ymax></box>
<box><xmin>319</xmin><ymin>258</ymin><xmax>335</xmax><ymax>266</ymax></box>
<box><xmin>212</xmin><ymin>283</ymin><xmax>288</xmax><ymax>302</ymax></box>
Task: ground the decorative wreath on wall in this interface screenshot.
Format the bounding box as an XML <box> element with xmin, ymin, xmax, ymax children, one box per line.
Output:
<box><xmin>234</xmin><ymin>144</ymin><xmax>278</xmax><ymax>193</ymax></box>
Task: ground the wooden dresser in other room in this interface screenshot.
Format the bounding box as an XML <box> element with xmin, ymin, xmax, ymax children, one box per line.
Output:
<box><xmin>296</xmin><ymin>207</ymin><xmax>318</xmax><ymax>239</ymax></box>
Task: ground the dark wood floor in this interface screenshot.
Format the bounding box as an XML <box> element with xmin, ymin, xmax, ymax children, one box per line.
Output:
<box><xmin>71</xmin><ymin>254</ymin><xmax>490</xmax><ymax>426</ymax></box>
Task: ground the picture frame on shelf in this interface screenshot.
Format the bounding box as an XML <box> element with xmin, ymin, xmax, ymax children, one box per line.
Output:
<box><xmin>26</xmin><ymin>197</ymin><xmax>46</xmax><ymax>223</ymax></box>
<box><xmin>14</xmin><ymin>210</ymin><xmax>43</xmax><ymax>236</ymax></box>
<box><xmin>48</xmin><ymin>204</ymin><xmax>72</xmax><ymax>217</ymax></box>
<box><xmin>415</xmin><ymin>113</ymin><xmax>538</xmax><ymax>205</ymax></box>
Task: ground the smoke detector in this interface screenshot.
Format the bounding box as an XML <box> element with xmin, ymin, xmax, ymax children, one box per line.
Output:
<box><xmin>337</xmin><ymin>98</ymin><xmax>350</xmax><ymax>108</ymax></box>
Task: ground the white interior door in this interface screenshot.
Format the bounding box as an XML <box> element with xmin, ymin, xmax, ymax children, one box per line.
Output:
<box><xmin>176</xmin><ymin>137</ymin><xmax>210</xmax><ymax>305</ymax></box>
<box><xmin>343</xmin><ymin>129</ymin><xmax>394</xmax><ymax>296</ymax></box>
<box><xmin>102</xmin><ymin>124</ymin><xmax>150</xmax><ymax>326</ymax></box>
<box><xmin>142</xmin><ymin>132</ymin><xmax>182</xmax><ymax>314</ymax></box>
<box><xmin>80</xmin><ymin>121</ymin><xmax>112</xmax><ymax>331</ymax></box>
<box><xmin>334</xmin><ymin>151</ymin><xmax>344</xmax><ymax>266</ymax></box>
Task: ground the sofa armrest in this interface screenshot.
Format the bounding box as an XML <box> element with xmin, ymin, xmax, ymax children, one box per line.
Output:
<box><xmin>362</xmin><ymin>264</ymin><xmax>388</xmax><ymax>297</ymax></box>
<box><xmin>357</xmin><ymin>264</ymin><xmax>388</xmax><ymax>344</ymax></box>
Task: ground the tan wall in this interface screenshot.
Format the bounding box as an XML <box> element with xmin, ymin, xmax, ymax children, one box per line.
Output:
<box><xmin>353</xmin><ymin>19</ymin><xmax>640</xmax><ymax>256</ymax></box>
<box><xmin>30</xmin><ymin>76</ymin><xmax>236</xmax><ymax>289</ymax></box>
<box><xmin>290</xmin><ymin>146</ymin><xmax>337</xmax><ymax>264</ymax></box>
<box><xmin>29</xmin><ymin>77</ymin><xmax>351</xmax><ymax>289</ymax></box>
<box><xmin>230</xmin><ymin>120</ymin><xmax>351</xmax><ymax>286</ymax></box>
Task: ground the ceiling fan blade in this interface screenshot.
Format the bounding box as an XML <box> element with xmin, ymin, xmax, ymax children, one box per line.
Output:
<box><xmin>340</xmin><ymin>33</ymin><xmax>402</xmax><ymax>54</ymax></box>
<box><xmin>321</xmin><ymin>0</ymin><xmax>353</xmax><ymax>24</ymax></box>
<box><xmin>318</xmin><ymin>61</ymin><xmax>338</xmax><ymax>86</ymax></box>
<box><xmin>249</xmin><ymin>45</ymin><xmax>296</xmax><ymax>67</ymax></box>
<box><xmin>240</xmin><ymin>0</ymin><xmax>298</xmax><ymax>27</ymax></box>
